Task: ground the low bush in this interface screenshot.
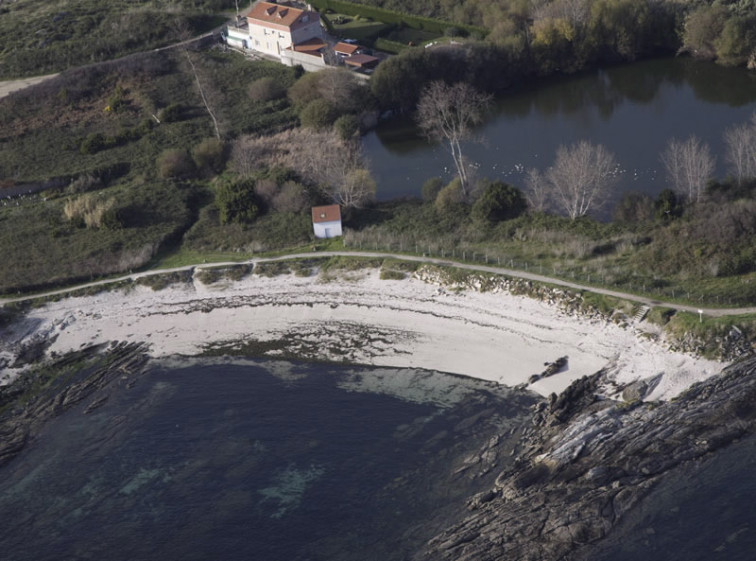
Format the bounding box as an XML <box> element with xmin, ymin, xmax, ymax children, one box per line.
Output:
<box><xmin>158</xmin><ymin>149</ymin><xmax>197</xmax><ymax>180</ymax></box>
<box><xmin>192</xmin><ymin>138</ymin><xmax>226</xmax><ymax>175</ymax></box>
<box><xmin>248</xmin><ymin>77</ymin><xmax>286</xmax><ymax>102</ymax></box>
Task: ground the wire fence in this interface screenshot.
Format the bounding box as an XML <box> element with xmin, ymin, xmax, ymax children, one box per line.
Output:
<box><xmin>342</xmin><ymin>232</ymin><xmax>754</xmax><ymax>309</ymax></box>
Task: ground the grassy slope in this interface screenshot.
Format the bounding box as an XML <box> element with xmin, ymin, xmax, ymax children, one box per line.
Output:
<box><xmin>0</xmin><ymin>48</ymin><xmax>300</xmax><ymax>293</ymax></box>
<box><xmin>0</xmin><ymin>0</ymin><xmax>231</xmax><ymax>79</ymax></box>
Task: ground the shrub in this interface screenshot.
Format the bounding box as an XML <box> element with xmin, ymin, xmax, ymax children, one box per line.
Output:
<box><xmin>422</xmin><ymin>176</ymin><xmax>444</xmax><ymax>203</ymax></box>
<box><xmin>192</xmin><ymin>138</ymin><xmax>226</xmax><ymax>175</ymax></box>
<box><xmin>159</xmin><ymin>103</ymin><xmax>184</xmax><ymax>123</ymax></box>
<box><xmin>248</xmin><ymin>76</ymin><xmax>286</xmax><ymax>102</ymax></box>
<box><xmin>334</xmin><ymin>114</ymin><xmax>360</xmax><ymax>140</ymax></box>
<box><xmin>80</xmin><ymin>133</ymin><xmax>106</xmax><ymax>155</ymax></box>
<box><xmin>471</xmin><ymin>180</ymin><xmax>527</xmax><ymax>224</ymax></box>
<box><xmin>272</xmin><ymin>181</ymin><xmax>310</xmax><ymax>213</ymax></box>
<box><xmin>254</xmin><ymin>178</ymin><xmax>279</xmax><ymax>209</ymax></box>
<box><xmin>299</xmin><ymin>98</ymin><xmax>337</xmax><ymax>130</ymax></box>
<box><xmin>288</xmin><ymin>72</ymin><xmax>323</xmax><ymax>110</ymax></box>
<box><xmin>158</xmin><ymin>149</ymin><xmax>197</xmax><ymax>180</ymax></box>
<box><xmin>655</xmin><ymin>189</ymin><xmax>683</xmax><ymax>221</ymax></box>
<box><xmin>434</xmin><ymin>178</ymin><xmax>465</xmax><ymax>214</ymax></box>
<box><xmin>614</xmin><ymin>192</ymin><xmax>654</xmax><ymax>223</ymax></box>
<box><xmin>67</xmin><ymin>173</ymin><xmax>103</xmax><ymax>194</ymax></box>
<box><xmin>214</xmin><ymin>176</ymin><xmax>260</xmax><ymax>225</ymax></box>
<box><xmin>63</xmin><ymin>194</ymin><xmax>116</xmax><ymax>229</ymax></box>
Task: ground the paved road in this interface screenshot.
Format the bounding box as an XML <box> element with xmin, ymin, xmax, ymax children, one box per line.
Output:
<box><xmin>1</xmin><ymin>251</ymin><xmax>755</xmax><ymax>318</ymax></box>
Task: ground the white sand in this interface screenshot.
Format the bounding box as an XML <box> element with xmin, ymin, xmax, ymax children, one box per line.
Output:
<box><xmin>0</xmin><ymin>268</ymin><xmax>723</xmax><ymax>400</ymax></box>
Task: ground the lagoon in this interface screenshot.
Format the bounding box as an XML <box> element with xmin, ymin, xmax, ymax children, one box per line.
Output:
<box><xmin>364</xmin><ymin>57</ymin><xmax>756</xmax><ymax>207</ymax></box>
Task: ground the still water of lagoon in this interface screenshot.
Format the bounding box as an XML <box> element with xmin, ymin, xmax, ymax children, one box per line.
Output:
<box><xmin>364</xmin><ymin>57</ymin><xmax>756</xmax><ymax>205</ymax></box>
<box><xmin>0</xmin><ymin>359</ymin><xmax>535</xmax><ymax>561</ymax></box>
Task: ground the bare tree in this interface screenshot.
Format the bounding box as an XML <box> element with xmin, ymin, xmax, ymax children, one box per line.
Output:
<box><xmin>661</xmin><ymin>135</ymin><xmax>715</xmax><ymax>203</ymax></box>
<box><xmin>544</xmin><ymin>141</ymin><xmax>619</xmax><ymax>219</ymax></box>
<box><xmin>416</xmin><ymin>81</ymin><xmax>492</xmax><ymax>196</ymax></box>
<box><xmin>172</xmin><ymin>18</ymin><xmax>221</xmax><ymax>140</ymax></box>
<box><xmin>230</xmin><ymin>129</ymin><xmax>375</xmax><ymax>208</ymax></box>
<box><xmin>724</xmin><ymin>113</ymin><xmax>756</xmax><ymax>184</ymax></box>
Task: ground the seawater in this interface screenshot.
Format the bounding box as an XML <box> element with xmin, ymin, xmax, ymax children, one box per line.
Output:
<box><xmin>0</xmin><ymin>359</ymin><xmax>534</xmax><ymax>561</ymax></box>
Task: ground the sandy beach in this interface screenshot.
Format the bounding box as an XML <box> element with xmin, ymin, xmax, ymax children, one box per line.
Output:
<box><xmin>0</xmin><ymin>265</ymin><xmax>723</xmax><ymax>400</ymax></box>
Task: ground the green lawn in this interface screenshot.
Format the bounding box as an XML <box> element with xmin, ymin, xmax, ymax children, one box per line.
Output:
<box><xmin>327</xmin><ymin>13</ymin><xmax>392</xmax><ymax>44</ymax></box>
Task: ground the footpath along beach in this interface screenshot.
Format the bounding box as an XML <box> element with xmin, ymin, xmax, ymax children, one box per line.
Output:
<box><xmin>0</xmin><ymin>263</ymin><xmax>722</xmax><ymax>401</ymax></box>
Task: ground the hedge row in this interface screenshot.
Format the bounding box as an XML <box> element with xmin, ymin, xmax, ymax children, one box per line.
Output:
<box><xmin>309</xmin><ymin>0</ymin><xmax>485</xmax><ymax>37</ymax></box>
<box><xmin>374</xmin><ymin>37</ymin><xmax>410</xmax><ymax>54</ymax></box>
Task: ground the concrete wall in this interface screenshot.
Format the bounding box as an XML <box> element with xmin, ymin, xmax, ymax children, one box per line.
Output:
<box><xmin>281</xmin><ymin>49</ymin><xmax>328</xmax><ymax>71</ymax></box>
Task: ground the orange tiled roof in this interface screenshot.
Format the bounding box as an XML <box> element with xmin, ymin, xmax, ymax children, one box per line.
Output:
<box><xmin>312</xmin><ymin>204</ymin><xmax>341</xmax><ymax>223</ymax></box>
<box><xmin>248</xmin><ymin>2</ymin><xmax>317</xmax><ymax>30</ymax></box>
<box><xmin>334</xmin><ymin>42</ymin><xmax>360</xmax><ymax>55</ymax></box>
<box><xmin>344</xmin><ymin>54</ymin><xmax>380</xmax><ymax>68</ymax></box>
<box><xmin>292</xmin><ymin>37</ymin><xmax>327</xmax><ymax>52</ymax></box>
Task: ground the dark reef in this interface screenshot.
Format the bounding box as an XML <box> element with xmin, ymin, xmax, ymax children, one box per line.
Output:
<box><xmin>418</xmin><ymin>356</ymin><xmax>756</xmax><ymax>561</ymax></box>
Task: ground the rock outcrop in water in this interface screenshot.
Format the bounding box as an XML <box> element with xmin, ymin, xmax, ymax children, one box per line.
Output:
<box><xmin>0</xmin><ymin>342</ymin><xmax>149</xmax><ymax>467</ymax></box>
<box><xmin>418</xmin><ymin>356</ymin><xmax>756</xmax><ymax>561</ymax></box>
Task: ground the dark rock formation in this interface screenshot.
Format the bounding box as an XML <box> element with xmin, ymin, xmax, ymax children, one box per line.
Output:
<box><xmin>417</xmin><ymin>356</ymin><xmax>756</xmax><ymax>561</ymax></box>
<box><xmin>0</xmin><ymin>342</ymin><xmax>149</xmax><ymax>468</ymax></box>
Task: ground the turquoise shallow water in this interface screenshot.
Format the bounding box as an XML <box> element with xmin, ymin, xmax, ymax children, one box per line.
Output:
<box><xmin>0</xmin><ymin>359</ymin><xmax>534</xmax><ymax>561</ymax></box>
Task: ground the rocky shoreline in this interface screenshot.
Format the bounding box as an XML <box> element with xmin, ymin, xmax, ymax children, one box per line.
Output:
<box><xmin>0</xmin><ymin>340</ymin><xmax>754</xmax><ymax>559</ymax></box>
<box><xmin>0</xmin><ymin>342</ymin><xmax>149</xmax><ymax>468</ymax></box>
<box><xmin>418</xmin><ymin>355</ymin><xmax>756</xmax><ymax>561</ymax></box>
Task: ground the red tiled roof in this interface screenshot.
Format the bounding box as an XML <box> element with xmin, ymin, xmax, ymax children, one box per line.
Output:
<box><xmin>334</xmin><ymin>42</ymin><xmax>360</xmax><ymax>55</ymax></box>
<box><xmin>247</xmin><ymin>2</ymin><xmax>318</xmax><ymax>30</ymax></box>
<box><xmin>292</xmin><ymin>37</ymin><xmax>327</xmax><ymax>52</ymax></box>
<box><xmin>344</xmin><ymin>54</ymin><xmax>380</xmax><ymax>68</ymax></box>
<box><xmin>312</xmin><ymin>204</ymin><xmax>341</xmax><ymax>223</ymax></box>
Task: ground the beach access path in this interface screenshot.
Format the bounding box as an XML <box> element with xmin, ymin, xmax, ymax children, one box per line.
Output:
<box><xmin>2</xmin><ymin>251</ymin><xmax>755</xmax><ymax>318</ymax></box>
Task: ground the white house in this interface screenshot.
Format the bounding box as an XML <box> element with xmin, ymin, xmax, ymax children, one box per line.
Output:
<box><xmin>311</xmin><ymin>204</ymin><xmax>342</xmax><ymax>239</ymax></box>
<box><xmin>246</xmin><ymin>1</ymin><xmax>324</xmax><ymax>58</ymax></box>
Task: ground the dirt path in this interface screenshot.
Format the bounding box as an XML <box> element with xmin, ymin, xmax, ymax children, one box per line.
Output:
<box><xmin>1</xmin><ymin>251</ymin><xmax>755</xmax><ymax>318</ymax></box>
<box><xmin>0</xmin><ymin>74</ymin><xmax>59</xmax><ymax>100</ymax></box>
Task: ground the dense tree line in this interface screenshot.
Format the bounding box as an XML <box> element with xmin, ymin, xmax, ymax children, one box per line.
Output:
<box><xmin>369</xmin><ymin>0</ymin><xmax>755</xmax><ymax>110</ymax></box>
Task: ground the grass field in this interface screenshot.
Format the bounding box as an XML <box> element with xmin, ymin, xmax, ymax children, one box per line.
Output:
<box><xmin>0</xmin><ymin>0</ymin><xmax>236</xmax><ymax>79</ymax></box>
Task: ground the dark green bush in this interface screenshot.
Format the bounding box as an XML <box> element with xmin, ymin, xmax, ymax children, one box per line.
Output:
<box><xmin>471</xmin><ymin>180</ymin><xmax>527</xmax><ymax>224</ymax></box>
<box><xmin>214</xmin><ymin>176</ymin><xmax>260</xmax><ymax>225</ymax></box>
<box><xmin>299</xmin><ymin>99</ymin><xmax>338</xmax><ymax>130</ymax></box>
<box><xmin>334</xmin><ymin>114</ymin><xmax>360</xmax><ymax>140</ymax></box>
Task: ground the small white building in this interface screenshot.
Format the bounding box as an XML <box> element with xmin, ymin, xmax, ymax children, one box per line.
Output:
<box><xmin>246</xmin><ymin>2</ymin><xmax>324</xmax><ymax>58</ymax></box>
<box><xmin>311</xmin><ymin>204</ymin><xmax>342</xmax><ymax>239</ymax></box>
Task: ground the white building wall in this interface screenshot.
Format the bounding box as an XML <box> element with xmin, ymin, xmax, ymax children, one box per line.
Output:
<box><xmin>248</xmin><ymin>24</ymin><xmax>292</xmax><ymax>57</ymax></box>
<box><xmin>313</xmin><ymin>220</ymin><xmax>343</xmax><ymax>239</ymax></box>
<box><xmin>226</xmin><ymin>27</ymin><xmax>249</xmax><ymax>49</ymax></box>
